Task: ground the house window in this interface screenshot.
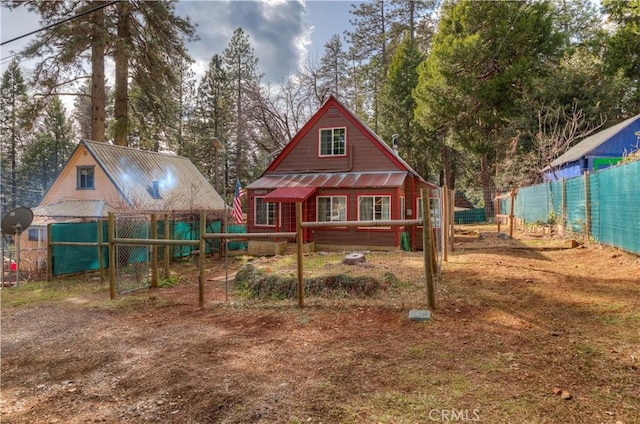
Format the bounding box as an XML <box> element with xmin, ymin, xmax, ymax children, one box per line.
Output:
<box><xmin>77</xmin><ymin>166</ymin><xmax>95</xmax><ymax>189</ymax></box>
<box><xmin>417</xmin><ymin>197</ymin><xmax>441</xmax><ymax>227</ymax></box>
<box><xmin>358</xmin><ymin>195</ymin><xmax>390</xmax><ymax>222</ymax></box>
<box><xmin>254</xmin><ymin>197</ymin><xmax>276</xmax><ymax>226</ymax></box>
<box><xmin>319</xmin><ymin>127</ymin><xmax>346</xmax><ymax>156</ymax></box>
<box><xmin>317</xmin><ymin>196</ymin><xmax>347</xmax><ymax>222</ymax></box>
<box><xmin>28</xmin><ymin>227</ymin><xmax>45</xmax><ymax>242</ymax></box>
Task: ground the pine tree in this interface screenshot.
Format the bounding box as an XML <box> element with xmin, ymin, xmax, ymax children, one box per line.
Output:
<box><xmin>414</xmin><ymin>0</ymin><xmax>562</xmax><ymax>212</ymax></box>
<box><xmin>19</xmin><ymin>98</ymin><xmax>75</xmax><ymax>206</ymax></box>
<box><xmin>223</xmin><ymin>28</ymin><xmax>262</xmax><ymax>184</ymax></box>
<box><xmin>379</xmin><ymin>34</ymin><xmax>433</xmax><ymax>179</ymax></box>
<box><xmin>186</xmin><ymin>54</ymin><xmax>233</xmax><ymax>192</ymax></box>
<box><xmin>0</xmin><ymin>61</ymin><xmax>30</xmax><ymax>212</ymax></box>
<box><xmin>319</xmin><ymin>34</ymin><xmax>349</xmax><ymax>100</ymax></box>
<box><xmin>10</xmin><ymin>1</ymin><xmax>196</xmax><ymax>146</ymax></box>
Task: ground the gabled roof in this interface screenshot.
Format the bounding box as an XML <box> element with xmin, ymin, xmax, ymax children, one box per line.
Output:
<box><xmin>550</xmin><ymin>113</ymin><xmax>640</xmax><ymax>167</ymax></box>
<box><xmin>51</xmin><ymin>140</ymin><xmax>226</xmax><ymax>212</ymax></box>
<box><xmin>264</xmin><ymin>95</ymin><xmax>432</xmax><ymax>185</ymax></box>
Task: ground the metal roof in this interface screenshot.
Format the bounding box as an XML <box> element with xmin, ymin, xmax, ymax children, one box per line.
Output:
<box><xmin>82</xmin><ymin>140</ymin><xmax>226</xmax><ymax>212</ymax></box>
<box><xmin>263</xmin><ymin>186</ymin><xmax>317</xmax><ymax>202</ymax></box>
<box><xmin>32</xmin><ymin>200</ymin><xmax>114</xmax><ymax>218</ymax></box>
<box><xmin>247</xmin><ymin>171</ymin><xmax>409</xmax><ymax>190</ymax></box>
<box><xmin>30</xmin><ymin>200</ymin><xmax>116</xmax><ymax>226</ymax></box>
<box><xmin>550</xmin><ymin>114</ymin><xmax>640</xmax><ymax>167</ymax></box>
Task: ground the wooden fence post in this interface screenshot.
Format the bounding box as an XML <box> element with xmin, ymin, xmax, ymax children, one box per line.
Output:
<box><xmin>163</xmin><ymin>214</ymin><xmax>170</xmax><ymax>279</ymax></box>
<box><xmin>449</xmin><ymin>189</ymin><xmax>455</xmax><ymax>252</ymax></box>
<box><xmin>509</xmin><ymin>188</ymin><xmax>516</xmax><ymax>239</ymax></box>
<box><xmin>47</xmin><ymin>224</ymin><xmax>53</xmax><ymax>282</ymax></box>
<box><xmin>108</xmin><ymin>212</ymin><xmax>116</xmax><ymax>300</ymax></box>
<box><xmin>97</xmin><ymin>220</ymin><xmax>104</xmax><ymax>285</ymax></box>
<box><xmin>561</xmin><ymin>177</ymin><xmax>566</xmax><ymax>230</ymax></box>
<box><xmin>442</xmin><ymin>186</ymin><xmax>448</xmax><ymax>262</ymax></box>
<box><xmin>198</xmin><ymin>210</ymin><xmax>206</xmax><ymax>310</ymax></box>
<box><xmin>150</xmin><ymin>214</ymin><xmax>158</xmax><ymax>288</ymax></box>
<box><xmin>421</xmin><ymin>189</ymin><xmax>436</xmax><ymax>310</ymax></box>
<box><xmin>584</xmin><ymin>171</ymin><xmax>591</xmax><ymax>236</ymax></box>
<box><xmin>296</xmin><ymin>201</ymin><xmax>304</xmax><ymax>308</ymax></box>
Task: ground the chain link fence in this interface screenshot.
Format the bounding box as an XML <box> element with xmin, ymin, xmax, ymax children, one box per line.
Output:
<box><xmin>115</xmin><ymin>215</ymin><xmax>150</xmax><ymax>293</ymax></box>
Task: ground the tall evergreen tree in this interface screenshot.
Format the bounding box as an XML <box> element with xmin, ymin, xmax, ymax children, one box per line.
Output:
<box><xmin>19</xmin><ymin>97</ymin><xmax>75</xmax><ymax>206</ymax></box>
<box><xmin>318</xmin><ymin>34</ymin><xmax>349</xmax><ymax>100</ymax></box>
<box><xmin>186</xmin><ymin>54</ymin><xmax>233</xmax><ymax>192</ymax></box>
<box><xmin>223</xmin><ymin>28</ymin><xmax>262</xmax><ymax>184</ymax></box>
<box><xmin>414</xmin><ymin>0</ymin><xmax>562</xmax><ymax>212</ymax></box>
<box><xmin>0</xmin><ymin>61</ymin><xmax>30</xmax><ymax>212</ymax></box>
<box><xmin>379</xmin><ymin>34</ymin><xmax>433</xmax><ymax>179</ymax></box>
<box><xmin>8</xmin><ymin>1</ymin><xmax>196</xmax><ymax>147</ymax></box>
<box><xmin>601</xmin><ymin>0</ymin><xmax>640</xmax><ymax>112</ymax></box>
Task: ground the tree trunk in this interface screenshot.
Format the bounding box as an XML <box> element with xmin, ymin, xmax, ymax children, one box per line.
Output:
<box><xmin>90</xmin><ymin>4</ymin><xmax>106</xmax><ymax>143</ymax></box>
<box><xmin>481</xmin><ymin>154</ymin><xmax>494</xmax><ymax>218</ymax></box>
<box><xmin>114</xmin><ymin>1</ymin><xmax>131</xmax><ymax>147</ymax></box>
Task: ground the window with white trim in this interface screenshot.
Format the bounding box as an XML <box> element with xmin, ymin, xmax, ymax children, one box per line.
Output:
<box><xmin>77</xmin><ymin>166</ymin><xmax>95</xmax><ymax>189</ymax></box>
<box><xmin>254</xmin><ymin>197</ymin><xmax>277</xmax><ymax>226</ymax></box>
<box><xmin>319</xmin><ymin>127</ymin><xmax>346</xmax><ymax>156</ymax></box>
<box><xmin>317</xmin><ymin>196</ymin><xmax>347</xmax><ymax>222</ymax></box>
<box><xmin>417</xmin><ymin>196</ymin><xmax>441</xmax><ymax>227</ymax></box>
<box><xmin>358</xmin><ymin>195</ymin><xmax>390</xmax><ymax>222</ymax></box>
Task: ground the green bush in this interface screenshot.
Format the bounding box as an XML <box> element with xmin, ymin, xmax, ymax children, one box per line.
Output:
<box><xmin>233</xmin><ymin>263</ymin><xmax>385</xmax><ymax>300</ymax></box>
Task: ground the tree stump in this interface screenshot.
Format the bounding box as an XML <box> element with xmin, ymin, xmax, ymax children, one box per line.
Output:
<box><xmin>342</xmin><ymin>253</ymin><xmax>366</xmax><ymax>265</ymax></box>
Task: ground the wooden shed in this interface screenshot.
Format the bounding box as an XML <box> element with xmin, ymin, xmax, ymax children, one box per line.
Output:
<box><xmin>544</xmin><ymin>113</ymin><xmax>640</xmax><ymax>180</ymax></box>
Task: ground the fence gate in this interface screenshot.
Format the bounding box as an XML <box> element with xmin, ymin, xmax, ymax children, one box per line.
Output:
<box><xmin>115</xmin><ymin>215</ymin><xmax>150</xmax><ymax>293</ymax></box>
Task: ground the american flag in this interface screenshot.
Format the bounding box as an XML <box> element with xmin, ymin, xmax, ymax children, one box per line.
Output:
<box><xmin>232</xmin><ymin>180</ymin><xmax>244</xmax><ymax>224</ymax></box>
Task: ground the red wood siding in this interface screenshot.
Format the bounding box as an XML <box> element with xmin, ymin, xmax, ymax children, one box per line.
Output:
<box><xmin>273</xmin><ymin>108</ymin><xmax>400</xmax><ymax>174</ymax></box>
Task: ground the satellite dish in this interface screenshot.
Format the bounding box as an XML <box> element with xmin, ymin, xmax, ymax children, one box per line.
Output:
<box><xmin>1</xmin><ymin>207</ymin><xmax>34</xmax><ymax>235</ymax></box>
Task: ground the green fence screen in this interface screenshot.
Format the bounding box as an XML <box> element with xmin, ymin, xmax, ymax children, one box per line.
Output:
<box><xmin>453</xmin><ymin>208</ymin><xmax>486</xmax><ymax>224</ymax></box>
<box><xmin>508</xmin><ymin>161</ymin><xmax>639</xmax><ymax>254</ymax></box>
<box><xmin>51</xmin><ymin>221</ymin><xmax>109</xmax><ymax>276</ymax></box>
<box><xmin>51</xmin><ymin>218</ymin><xmax>247</xmax><ymax>276</ymax></box>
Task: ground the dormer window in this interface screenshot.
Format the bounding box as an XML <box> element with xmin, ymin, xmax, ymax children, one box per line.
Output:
<box><xmin>319</xmin><ymin>127</ymin><xmax>346</xmax><ymax>156</ymax></box>
<box><xmin>77</xmin><ymin>166</ymin><xmax>95</xmax><ymax>189</ymax></box>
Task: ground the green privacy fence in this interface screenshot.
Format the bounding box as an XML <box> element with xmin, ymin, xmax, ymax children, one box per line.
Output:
<box><xmin>51</xmin><ymin>221</ymin><xmax>109</xmax><ymax>277</ymax></box>
<box><xmin>453</xmin><ymin>208</ymin><xmax>486</xmax><ymax>224</ymax></box>
<box><xmin>50</xmin><ymin>218</ymin><xmax>247</xmax><ymax>276</ymax></box>
<box><xmin>505</xmin><ymin>161</ymin><xmax>640</xmax><ymax>254</ymax></box>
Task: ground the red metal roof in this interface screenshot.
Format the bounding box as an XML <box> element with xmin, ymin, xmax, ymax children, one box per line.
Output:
<box><xmin>247</xmin><ymin>171</ymin><xmax>410</xmax><ymax>190</ymax></box>
<box><xmin>263</xmin><ymin>186</ymin><xmax>317</xmax><ymax>202</ymax></box>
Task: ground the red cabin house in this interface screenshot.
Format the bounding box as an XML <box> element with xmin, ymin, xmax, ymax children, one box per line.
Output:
<box><xmin>245</xmin><ymin>95</ymin><xmax>438</xmax><ymax>252</ymax></box>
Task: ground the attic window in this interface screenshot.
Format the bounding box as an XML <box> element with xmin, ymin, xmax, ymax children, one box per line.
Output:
<box><xmin>319</xmin><ymin>127</ymin><xmax>346</xmax><ymax>157</ymax></box>
<box><xmin>77</xmin><ymin>166</ymin><xmax>95</xmax><ymax>190</ymax></box>
<box><xmin>328</xmin><ymin>107</ymin><xmax>338</xmax><ymax>116</ymax></box>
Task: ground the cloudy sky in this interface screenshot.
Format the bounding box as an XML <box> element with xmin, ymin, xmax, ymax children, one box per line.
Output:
<box><xmin>1</xmin><ymin>0</ymin><xmax>363</xmax><ymax>84</ymax></box>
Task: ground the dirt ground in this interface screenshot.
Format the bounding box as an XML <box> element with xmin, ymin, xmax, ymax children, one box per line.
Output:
<box><xmin>1</xmin><ymin>226</ymin><xmax>639</xmax><ymax>423</ymax></box>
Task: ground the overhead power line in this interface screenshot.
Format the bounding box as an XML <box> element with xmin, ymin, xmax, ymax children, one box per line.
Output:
<box><xmin>1</xmin><ymin>1</ymin><xmax>119</xmax><ymax>47</ymax></box>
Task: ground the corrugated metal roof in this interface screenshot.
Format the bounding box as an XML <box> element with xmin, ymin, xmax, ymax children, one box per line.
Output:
<box><xmin>264</xmin><ymin>186</ymin><xmax>317</xmax><ymax>202</ymax></box>
<box><xmin>83</xmin><ymin>140</ymin><xmax>226</xmax><ymax>211</ymax></box>
<box><xmin>247</xmin><ymin>171</ymin><xmax>409</xmax><ymax>190</ymax></box>
<box><xmin>550</xmin><ymin>114</ymin><xmax>640</xmax><ymax>167</ymax></box>
<box><xmin>32</xmin><ymin>200</ymin><xmax>114</xmax><ymax>218</ymax></box>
